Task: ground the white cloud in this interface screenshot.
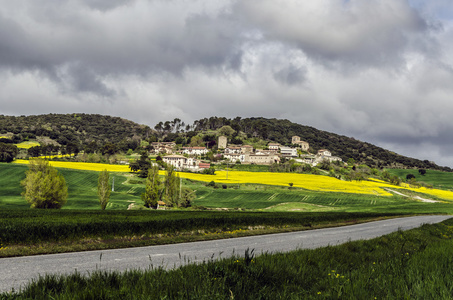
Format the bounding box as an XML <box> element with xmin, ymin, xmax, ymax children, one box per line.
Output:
<box><xmin>0</xmin><ymin>0</ymin><xmax>453</xmax><ymax>167</ymax></box>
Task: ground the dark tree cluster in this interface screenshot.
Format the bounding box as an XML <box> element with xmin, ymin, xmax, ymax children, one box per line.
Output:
<box><xmin>0</xmin><ymin>113</ymin><xmax>156</xmax><ymax>156</ymax></box>
<box><xmin>0</xmin><ymin>143</ymin><xmax>18</xmax><ymax>162</ymax></box>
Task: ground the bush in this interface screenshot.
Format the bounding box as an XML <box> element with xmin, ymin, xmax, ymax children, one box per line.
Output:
<box><xmin>21</xmin><ymin>159</ymin><xmax>68</xmax><ymax>209</ymax></box>
<box><xmin>206</xmin><ymin>181</ymin><xmax>216</xmax><ymax>187</ymax></box>
<box><xmin>406</xmin><ymin>174</ymin><xmax>416</xmax><ymax>181</ymax></box>
<box><xmin>202</xmin><ymin>168</ymin><xmax>216</xmax><ymax>175</ymax></box>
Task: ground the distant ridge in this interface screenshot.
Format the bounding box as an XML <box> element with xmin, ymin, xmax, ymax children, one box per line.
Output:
<box><xmin>0</xmin><ymin>114</ymin><xmax>450</xmax><ymax>171</ymax></box>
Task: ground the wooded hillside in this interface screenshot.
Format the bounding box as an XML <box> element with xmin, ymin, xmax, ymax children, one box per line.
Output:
<box><xmin>0</xmin><ymin>114</ymin><xmax>450</xmax><ymax>171</ymax></box>
<box><xmin>0</xmin><ymin>113</ymin><xmax>154</xmax><ymax>151</ymax></box>
<box><xmin>190</xmin><ymin>117</ymin><xmax>451</xmax><ymax>171</ymax></box>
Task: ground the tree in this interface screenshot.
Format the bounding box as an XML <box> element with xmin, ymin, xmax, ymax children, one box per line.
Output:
<box><xmin>98</xmin><ymin>169</ymin><xmax>111</xmax><ymax>210</ymax></box>
<box><xmin>0</xmin><ymin>143</ymin><xmax>18</xmax><ymax>162</ymax></box>
<box><xmin>163</xmin><ymin>165</ymin><xmax>180</xmax><ymax>207</ymax></box>
<box><xmin>129</xmin><ymin>152</ymin><xmax>151</xmax><ymax>177</ymax></box>
<box><xmin>179</xmin><ymin>187</ymin><xmax>195</xmax><ymax>208</ymax></box>
<box><xmin>218</xmin><ymin>125</ymin><xmax>235</xmax><ymax>137</ymax></box>
<box><xmin>101</xmin><ymin>143</ymin><xmax>117</xmax><ymax>156</ymax></box>
<box><xmin>21</xmin><ymin>159</ymin><xmax>68</xmax><ymax>209</ymax></box>
<box><xmin>27</xmin><ymin>146</ymin><xmax>42</xmax><ymax>157</ymax></box>
<box><xmin>418</xmin><ymin>169</ymin><xmax>427</xmax><ymax>176</ymax></box>
<box><xmin>141</xmin><ymin>165</ymin><xmax>162</xmax><ymax>208</ymax></box>
<box><xmin>189</xmin><ymin>135</ymin><xmax>204</xmax><ymax>147</ymax></box>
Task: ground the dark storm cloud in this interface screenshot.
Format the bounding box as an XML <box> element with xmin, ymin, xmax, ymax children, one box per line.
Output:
<box><xmin>235</xmin><ymin>0</ymin><xmax>431</xmax><ymax>68</ymax></box>
<box><xmin>273</xmin><ymin>65</ymin><xmax>307</xmax><ymax>86</ymax></box>
<box><xmin>57</xmin><ymin>63</ymin><xmax>116</xmax><ymax>97</ymax></box>
<box><xmin>80</xmin><ymin>0</ymin><xmax>135</xmax><ymax>12</ymax></box>
<box><xmin>0</xmin><ymin>1</ymin><xmax>244</xmax><ymax>94</ymax></box>
<box><xmin>1</xmin><ymin>0</ymin><xmax>453</xmax><ymax>167</ymax></box>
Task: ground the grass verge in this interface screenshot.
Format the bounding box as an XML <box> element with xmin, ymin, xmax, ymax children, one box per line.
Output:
<box><xmin>0</xmin><ymin>210</ymin><xmax>406</xmax><ymax>258</ymax></box>
<box><xmin>3</xmin><ymin>217</ymin><xmax>453</xmax><ymax>299</ymax></box>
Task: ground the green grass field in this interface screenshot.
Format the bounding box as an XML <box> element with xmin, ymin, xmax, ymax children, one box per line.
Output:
<box><xmin>2</xmin><ymin>163</ymin><xmax>453</xmax><ymax>214</ymax></box>
<box><xmin>2</xmin><ymin>163</ymin><xmax>453</xmax><ymax>297</ymax></box>
<box><xmin>0</xmin><ymin>163</ymin><xmax>141</xmax><ymax>210</ymax></box>
<box><xmin>387</xmin><ymin>168</ymin><xmax>453</xmax><ymax>190</ymax></box>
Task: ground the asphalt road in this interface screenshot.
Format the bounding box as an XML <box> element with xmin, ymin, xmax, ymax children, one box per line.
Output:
<box><xmin>1</xmin><ymin>215</ymin><xmax>451</xmax><ymax>293</ymax></box>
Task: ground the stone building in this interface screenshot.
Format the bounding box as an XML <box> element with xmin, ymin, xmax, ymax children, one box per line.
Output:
<box><xmin>218</xmin><ymin>135</ymin><xmax>227</xmax><ymax>149</ymax></box>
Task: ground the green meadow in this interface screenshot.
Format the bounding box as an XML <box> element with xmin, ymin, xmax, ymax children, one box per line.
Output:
<box><xmin>2</xmin><ymin>163</ymin><xmax>453</xmax><ymax>214</ymax></box>
<box><xmin>387</xmin><ymin>168</ymin><xmax>453</xmax><ymax>190</ymax></box>
<box><xmin>1</xmin><ymin>163</ymin><xmax>453</xmax><ymax>298</ymax></box>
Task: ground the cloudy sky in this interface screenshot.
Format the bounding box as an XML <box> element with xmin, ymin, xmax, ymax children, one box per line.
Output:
<box><xmin>1</xmin><ymin>0</ymin><xmax>453</xmax><ymax>167</ymax></box>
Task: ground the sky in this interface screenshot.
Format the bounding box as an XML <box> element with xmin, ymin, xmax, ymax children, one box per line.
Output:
<box><xmin>1</xmin><ymin>0</ymin><xmax>453</xmax><ymax>167</ymax></box>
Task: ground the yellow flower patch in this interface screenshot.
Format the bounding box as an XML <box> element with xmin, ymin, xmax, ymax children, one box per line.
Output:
<box><xmin>177</xmin><ymin>170</ymin><xmax>395</xmax><ymax>196</ymax></box>
<box><xmin>12</xmin><ymin>160</ymin><xmax>453</xmax><ymax>200</ymax></box>
<box><xmin>15</xmin><ymin>141</ymin><xmax>40</xmax><ymax>149</ymax></box>
<box><xmin>14</xmin><ymin>160</ymin><xmax>131</xmax><ymax>173</ymax></box>
<box><xmin>38</xmin><ymin>154</ymin><xmax>73</xmax><ymax>159</ymax></box>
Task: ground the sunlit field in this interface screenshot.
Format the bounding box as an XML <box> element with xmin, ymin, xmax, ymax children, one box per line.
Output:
<box><xmin>38</xmin><ymin>154</ymin><xmax>73</xmax><ymax>159</ymax></box>
<box><xmin>12</xmin><ymin>160</ymin><xmax>453</xmax><ymax>202</ymax></box>
<box><xmin>14</xmin><ymin>141</ymin><xmax>40</xmax><ymax>149</ymax></box>
<box><xmin>179</xmin><ymin>170</ymin><xmax>453</xmax><ymax>201</ymax></box>
<box><xmin>14</xmin><ymin>159</ymin><xmax>130</xmax><ymax>172</ymax></box>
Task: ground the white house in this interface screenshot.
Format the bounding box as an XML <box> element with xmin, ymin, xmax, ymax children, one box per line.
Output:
<box><xmin>247</xmin><ymin>153</ymin><xmax>279</xmax><ymax>165</ymax></box>
<box><xmin>280</xmin><ymin>146</ymin><xmax>298</xmax><ymax>157</ymax></box>
<box><xmin>313</xmin><ymin>149</ymin><xmax>342</xmax><ymax>165</ymax></box>
<box><xmin>317</xmin><ymin>149</ymin><xmax>331</xmax><ymax>157</ymax></box>
<box><xmin>182</xmin><ymin>147</ymin><xmax>208</xmax><ymax>156</ymax></box>
<box><xmin>224</xmin><ymin>153</ymin><xmax>246</xmax><ymax>163</ymax></box>
<box><xmin>162</xmin><ymin>155</ymin><xmax>188</xmax><ymax>169</ymax></box>
<box><xmin>162</xmin><ymin>155</ymin><xmax>205</xmax><ymax>170</ymax></box>
<box><xmin>224</xmin><ymin>146</ymin><xmax>241</xmax><ymax>154</ymax></box>
<box><xmin>268</xmin><ymin>143</ymin><xmax>280</xmax><ymax>151</ymax></box>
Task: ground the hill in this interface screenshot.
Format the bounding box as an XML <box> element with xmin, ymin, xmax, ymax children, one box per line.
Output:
<box><xmin>191</xmin><ymin>117</ymin><xmax>451</xmax><ymax>171</ymax></box>
<box><xmin>0</xmin><ymin>113</ymin><xmax>154</xmax><ymax>153</ymax></box>
<box><xmin>0</xmin><ymin>114</ymin><xmax>450</xmax><ymax>171</ymax></box>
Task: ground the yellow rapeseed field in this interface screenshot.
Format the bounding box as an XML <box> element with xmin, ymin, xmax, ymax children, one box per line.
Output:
<box><xmin>178</xmin><ymin>170</ymin><xmax>394</xmax><ymax>196</ymax></box>
<box><xmin>38</xmin><ymin>154</ymin><xmax>73</xmax><ymax>159</ymax></box>
<box><xmin>178</xmin><ymin>170</ymin><xmax>453</xmax><ymax>200</ymax></box>
<box><xmin>13</xmin><ymin>160</ymin><xmax>453</xmax><ymax>200</ymax></box>
<box><xmin>14</xmin><ymin>160</ymin><xmax>131</xmax><ymax>173</ymax></box>
<box><xmin>15</xmin><ymin>141</ymin><xmax>40</xmax><ymax>149</ymax></box>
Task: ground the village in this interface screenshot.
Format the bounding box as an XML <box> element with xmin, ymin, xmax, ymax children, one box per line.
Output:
<box><xmin>155</xmin><ymin>135</ymin><xmax>342</xmax><ymax>172</ymax></box>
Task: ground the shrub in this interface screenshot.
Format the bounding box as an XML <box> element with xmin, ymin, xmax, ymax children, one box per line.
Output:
<box><xmin>406</xmin><ymin>174</ymin><xmax>416</xmax><ymax>181</ymax></box>
<box><xmin>21</xmin><ymin>159</ymin><xmax>68</xmax><ymax>209</ymax></box>
<box><xmin>206</xmin><ymin>181</ymin><xmax>216</xmax><ymax>187</ymax></box>
<box><xmin>202</xmin><ymin>168</ymin><xmax>216</xmax><ymax>175</ymax></box>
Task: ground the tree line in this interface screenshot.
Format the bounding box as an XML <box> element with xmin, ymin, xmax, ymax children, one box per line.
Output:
<box><xmin>1</xmin><ymin>113</ymin><xmax>451</xmax><ymax>171</ymax></box>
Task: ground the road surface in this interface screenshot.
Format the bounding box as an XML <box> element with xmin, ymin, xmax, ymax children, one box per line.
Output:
<box><xmin>1</xmin><ymin>215</ymin><xmax>450</xmax><ymax>293</ymax></box>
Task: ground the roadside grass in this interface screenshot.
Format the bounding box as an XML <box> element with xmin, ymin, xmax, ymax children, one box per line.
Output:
<box><xmin>3</xmin><ymin>218</ymin><xmax>453</xmax><ymax>299</ymax></box>
<box><xmin>0</xmin><ymin>210</ymin><xmax>403</xmax><ymax>258</ymax></box>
